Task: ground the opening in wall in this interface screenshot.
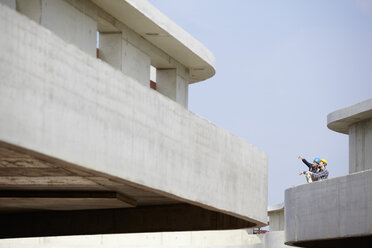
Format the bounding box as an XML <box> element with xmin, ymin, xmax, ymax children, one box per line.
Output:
<box><xmin>150</xmin><ymin>65</ymin><xmax>157</xmax><ymax>90</ymax></box>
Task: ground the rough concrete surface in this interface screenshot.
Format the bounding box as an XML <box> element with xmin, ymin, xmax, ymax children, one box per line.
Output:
<box><xmin>0</xmin><ymin>230</ymin><xmax>264</xmax><ymax>248</ymax></box>
<box><xmin>285</xmin><ymin>170</ymin><xmax>372</xmax><ymax>247</ymax></box>
<box><xmin>0</xmin><ymin>3</ymin><xmax>267</xmax><ymax>226</ymax></box>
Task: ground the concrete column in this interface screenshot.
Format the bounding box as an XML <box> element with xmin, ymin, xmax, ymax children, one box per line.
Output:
<box><xmin>157</xmin><ymin>69</ymin><xmax>188</xmax><ymax>108</ymax></box>
<box><xmin>99</xmin><ymin>33</ymin><xmax>122</xmax><ymax>70</ymax></box>
<box><xmin>156</xmin><ymin>69</ymin><xmax>177</xmax><ymax>101</ymax></box>
<box><xmin>176</xmin><ymin>74</ymin><xmax>189</xmax><ymax>108</ymax></box>
<box><xmin>349</xmin><ymin>118</ymin><xmax>372</xmax><ymax>173</ymax></box>
<box><xmin>40</xmin><ymin>0</ymin><xmax>97</xmax><ymax>57</ymax></box>
<box><xmin>16</xmin><ymin>0</ymin><xmax>41</xmax><ymax>23</ymax></box>
<box><xmin>0</xmin><ymin>0</ymin><xmax>15</xmax><ymax>9</ymax></box>
<box><xmin>122</xmin><ymin>40</ymin><xmax>151</xmax><ymax>87</ymax></box>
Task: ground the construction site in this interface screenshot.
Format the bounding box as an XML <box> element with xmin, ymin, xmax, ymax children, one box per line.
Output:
<box><xmin>0</xmin><ymin>0</ymin><xmax>371</xmax><ymax>247</ymax></box>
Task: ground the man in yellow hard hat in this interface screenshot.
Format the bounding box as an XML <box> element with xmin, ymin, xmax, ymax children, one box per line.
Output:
<box><xmin>309</xmin><ymin>159</ymin><xmax>329</xmax><ymax>181</ymax></box>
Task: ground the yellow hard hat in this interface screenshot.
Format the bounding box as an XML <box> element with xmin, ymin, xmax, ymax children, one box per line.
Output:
<box><xmin>320</xmin><ymin>159</ymin><xmax>327</xmax><ymax>165</ymax></box>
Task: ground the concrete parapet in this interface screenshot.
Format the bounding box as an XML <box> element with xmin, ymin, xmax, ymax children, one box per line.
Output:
<box><xmin>0</xmin><ymin>2</ymin><xmax>267</xmax><ymax>236</ymax></box>
<box><xmin>285</xmin><ymin>170</ymin><xmax>372</xmax><ymax>247</ymax></box>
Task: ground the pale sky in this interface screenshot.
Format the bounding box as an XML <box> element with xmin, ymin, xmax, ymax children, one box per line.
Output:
<box><xmin>148</xmin><ymin>0</ymin><xmax>372</xmax><ymax>205</ymax></box>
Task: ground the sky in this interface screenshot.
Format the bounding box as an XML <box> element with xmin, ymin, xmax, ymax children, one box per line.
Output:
<box><xmin>147</xmin><ymin>0</ymin><xmax>372</xmax><ymax>206</ymax></box>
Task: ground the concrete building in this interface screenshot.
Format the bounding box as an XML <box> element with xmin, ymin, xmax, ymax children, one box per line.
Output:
<box><xmin>0</xmin><ymin>0</ymin><xmax>268</xmax><ymax>241</ymax></box>
<box><xmin>285</xmin><ymin>99</ymin><xmax>372</xmax><ymax>247</ymax></box>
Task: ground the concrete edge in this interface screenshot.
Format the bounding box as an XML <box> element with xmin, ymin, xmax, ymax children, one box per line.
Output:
<box><xmin>92</xmin><ymin>0</ymin><xmax>216</xmax><ymax>83</ymax></box>
<box><xmin>327</xmin><ymin>99</ymin><xmax>372</xmax><ymax>134</ymax></box>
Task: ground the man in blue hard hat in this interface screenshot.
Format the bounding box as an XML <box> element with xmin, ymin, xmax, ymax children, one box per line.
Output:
<box><xmin>298</xmin><ymin>156</ymin><xmax>320</xmax><ymax>183</ymax></box>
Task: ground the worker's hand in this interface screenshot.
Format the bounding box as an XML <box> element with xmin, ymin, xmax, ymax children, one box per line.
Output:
<box><xmin>299</xmin><ymin>172</ymin><xmax>303</xmax><ymax>175</ymax></box>
<box><xmin>298</xmin><ymin>156</ymin><xmax>303</xmax><ymax>160</ymax></box>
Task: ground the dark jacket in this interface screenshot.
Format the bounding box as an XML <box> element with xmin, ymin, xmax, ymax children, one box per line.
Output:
<box><xmin>302</xmin><ymin>159</ymin><xmax>318</xmax><ymax>173</ymax></box>
<box><xmin>312</xmin><ymin>168</ymin><xmax>329</xmax><ymax>180</ymax></box>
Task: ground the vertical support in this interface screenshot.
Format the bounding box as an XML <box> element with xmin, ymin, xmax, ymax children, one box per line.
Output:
<box><xmin>99</xmin><ymin>33</ymin><xmax>122</xmax><ymax>69</ymax></box>
<box><xmin>349</xmin><ymin>118</ymin><xmax>372</xmax><ymax>173</ymax></box>
<box><xmin>176</xmin><ymin>74</ymin><xmax>188</xmax><ymax>108</ymax></box>
<box><xmin>122</xmin><ymin>40</ymin><xmax>151</xmax><ymax>86</ymax></box>
<box><xmin>39</xmin><ymin>0</ymin><xmax>97</xmax><ymax>57</ymax></box>
<box><xmin>156</xmin><ymin>69</ymin><xmax>177</xmax><ymax>101</ymax></box>
<box><xmin>16</xmin><ymin>0</ymin><xmax>41</xmax><ymax>23</ymax></box>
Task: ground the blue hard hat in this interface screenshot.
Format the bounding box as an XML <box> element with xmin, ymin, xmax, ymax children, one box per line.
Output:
<box><xmin>313</xmin><ymin>157</ymin><xmax>320</xmax><ymax>163</ymax></box>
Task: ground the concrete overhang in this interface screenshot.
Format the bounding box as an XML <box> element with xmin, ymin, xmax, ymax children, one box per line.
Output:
<box><xmin>284</xmin><ymin>170</ymin><xmax>372</xmax><ymax>247</ymax></box>
<box><xmin>91</xmin><ymin>0</ymin><xmax>215</xmax><ymax>83</ymax></box>
<box><xmin>327</xmin><ymin>99</ymin><xmax>372</xmax><ymax>134</ymax></box>
<box><xmin>0</xmin><ymin>4</ymin><xmax>267</xmax><ymax>238</ymax></box>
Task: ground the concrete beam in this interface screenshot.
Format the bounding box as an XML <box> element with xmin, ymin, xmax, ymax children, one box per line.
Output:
<box><xmin>0</xmin><ymin>204</ymin><xmax>254</xmax><ymax>239</ymax></box>
<box><xmin>285</xmin><ymin>170</ymin><xmax>372</xmax><ymax>247</ymax></box>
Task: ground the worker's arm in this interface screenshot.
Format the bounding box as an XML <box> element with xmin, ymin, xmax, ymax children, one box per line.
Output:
<box><xmin>301</xmin><ymin>159</ymin><xmax>313</xmax><ymax>169</ymax></box>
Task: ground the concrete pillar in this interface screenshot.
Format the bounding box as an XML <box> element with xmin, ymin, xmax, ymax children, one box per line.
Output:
<box><xmin>176</xmin><ymin>74</ymin><xmax>189</xmax><ymax>108</ymax></box>
<box><xmin>122</xmin><ymin>40</ymin><xmax>151</xmax><ymax>87</ymax></box>
<box><xmin>0</xmin><ymin>0</ymin><xmax>15</xmax><ymax>9</ymax></box>
<box><xmin>16</xmin><ymin>0</ymin><xmax>97</xmax><ymax>57</ymax></box>
<box><xmin>156</xmin><ymin>69</ymin><xmax>177</xmax><ymax>101</ymax></box>
<box><xmin>349</xmin><ymin>118</ymin><xmax>372</xmax><ymax>173</ymax></box>
<box><xmin>99</xmin><ymin>33</ymin><xmax>122</xmax><ymax>70</ymax></box>
<box><xmin>268</xmin><ymin>211</ymin><xmax>284</xmax><ymax>231</ymax></box>
<box><xmin>157</xmin><ymin>69</ymin><xmax>188</xmax><ymax>108</ymax></box>
<box><xmin>16</xmin><ymin>0</ymin><xmax>41</xmax><ymax>23</ymax></box>
<box><xmin>40</xmin><ymin>0</ymin><xmax>97</xmax><ymax>57</ymax></box>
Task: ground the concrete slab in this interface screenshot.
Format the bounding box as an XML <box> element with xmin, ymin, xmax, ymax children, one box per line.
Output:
<box><xmin>327</xmin><ymin>98</ymin><xmax>372</xmax><ymax>134</ymax></box>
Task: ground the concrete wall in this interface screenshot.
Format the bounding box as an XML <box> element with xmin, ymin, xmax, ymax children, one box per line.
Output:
<box><xmin>268</xmin><ymin>211</ymin><xmax>284</xmax><ymax>231</ymax></box>
<box><xmin>0</xmin><ymin>3</ymin><xmax>268</xmax><ymax>226</ymax></box>
<box><xmin>0</xmin><ymin>230</ymin><xmax>265</xmax><ymax>248</ymax></box>
<box><xmin>349</xmin><ymin>118</ymin><xmax>372</xmax><ymax>173</ymax></box>
<box><xmin>0</xmin><ymin>230</ymin><xmax>293</xmax><ymax>248</ymax></box>
<box><xmin>285</xmin><ymin>170</ymin><xmax>372</xmax><ymax>246</ymax></box>
<box><xmin>263</xmin><ymin>231</ymin><xmax>291</xmax><ymax>248</ymax></box>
